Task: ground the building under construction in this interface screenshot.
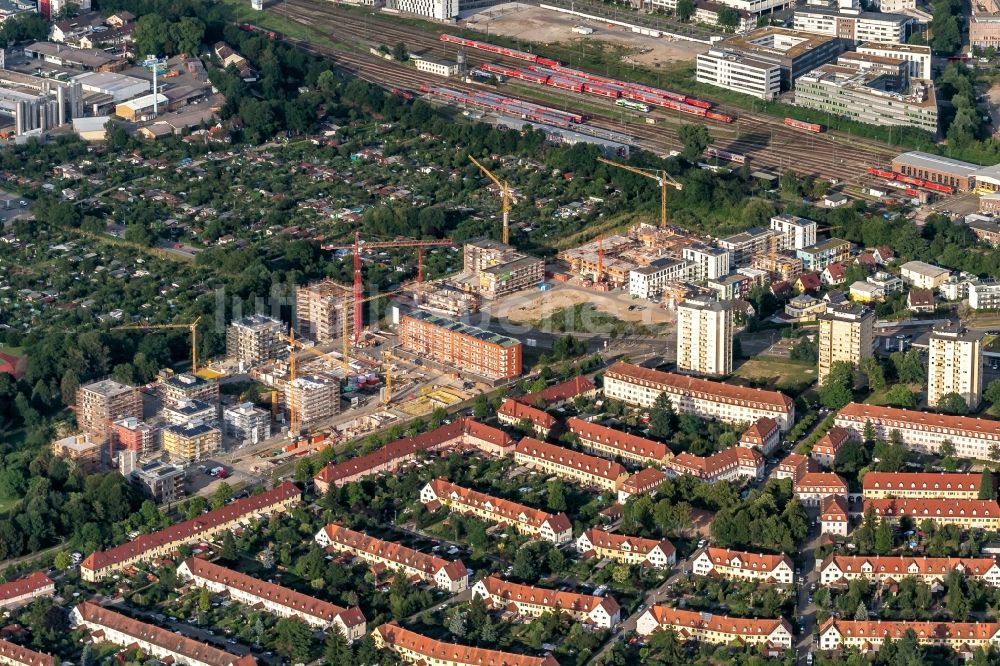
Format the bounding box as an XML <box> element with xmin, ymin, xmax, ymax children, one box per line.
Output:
<box><xmin>462</xmin><ymin>239</ymin><xmax>543</xmax><ymax>299</ymax></box>
<box><xmin>226</xmin><ymin>314</ymin><xmax>287</xmax><ymax>370</ymax></box>
<box><xmin>284</xmin><ymin>374</ymin><xmax>341</xmax><ymax>429</ymax></box>
<box><xmin>295</xmin><ymin>279</ymin><xmax>353</xmax><ymax>344</ymax></box>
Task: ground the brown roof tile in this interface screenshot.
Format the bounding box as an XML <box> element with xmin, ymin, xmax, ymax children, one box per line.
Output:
<box><xmin>374</xmin><ymin>622</ymin><xmax>559</xmax><ymax>666</ymax></box>
<box><xmin>515</xmin><ymin>437</ymin><xmax>628</xmax><ymax>482</ymax></box>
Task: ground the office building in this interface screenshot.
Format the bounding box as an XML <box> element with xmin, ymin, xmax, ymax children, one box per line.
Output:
<box><xmin>398</xmin><ymin>310</ymin><xmax>522</xmax><ymax>380</ymax></box>
<box><xmin>420</xmin><ymin>478</ymin><xmax>572</xmax><ymax>543</ymax></box>
<box><xmin>372</xmin><ymin>624</ymin><xmax>559</xmax><ymax>666</ymax></box>
<box><xmin>676</xmin><ymin>298</ymin><xmax>733</xmax><ymax>376</ymax></box>
<box><xmin>315</xmin><ymin>523</ymin><xmax>468</xmax><ymax>592</ymax></box>
<box><xmin>178</xmin><ymin>557</ymin><xmax>366</xmax><ymax>639</ymax></box>
<box><xmin>698</xmin><ymin>27</ymin><xmax>844</xmax><ymax>93</ymax></box>
<box><xmin>162</xmin><ymin>422</ymin><xmax>220</xmax><ymax>463</ymax></box>
<box><xmin>222</xmin><ymin>402</ymin><xmax>271</xmax><ymax>444</ymax></box>
<box><xmin>126</xmin><ymin>459</ymin><xmax>185</xmax><ymax>505</ymax></box>
<box><xmin>794</xmin><ymin>64</ymin><xmax>938</xmax><ymax>135</ymax></box>
<box><xmin>472</xmin><ymin>576</ymin><xmax>620</xmax><ymax>628</ymax></box>
<box><xmin>295</xmin><ymin>279</ymin><xmax>352</xmax><ymax>344</ymax></box>
<box><xmin>636</xmin><ymin>606</ymin><xmax>794</xmax><ymax>647</ymax></box>
<box><xmin>81</xmin><ymin>482</ymin><xmax>300</xmax><ymax>581</ymax></box>
<box><xmin>628</xmin><ymin>258</ymin><xmax>689</xmax><ymax>299</ymax></box>
<box><xmin>226</xmin><ymin>314</ymin><xmax>286</xmax><ymax>369</ymax></box>
<box><xmin>284</xmin><ymin>374</ymin><xmax>340</xmax><ymax>429</ymax></box>
<box><xmin>76</xmin><ymin>379</ymin><xmax>141</xmax><ymax>439</ymax></box>
<box><xmin>389</xmin><ymin>0</ymin><xmax>457</xmax><ymax>19</ymax></box>
<box><xmin>514</xmin><ymin>438</ymin><xmax>630</xmax><ymax>492</ymax></box>
<box><xmin>683</xmin><ymin>245</ymin><xmax>730</xmax><ymax>282</ymax></box>
<box><xmin>794</xmin><ymin>6</ymin><xmax>914</xmax><ymax>43</ymax></box>
<box><xmin>928</xmin><ymin>323</ymin><xmax>983</xmax><ymax>410</ymax></box>
<box><xmin>817</xmin><ymin>303</ymin><xmax>874</xmax><ymax>382</ymax></box>
<box><xmin>863</xmin><ymin>472</ymin><xmax>983</xmax><ymax>499</ymax></box>
<box><xmin>692</xmin><ymin>547</ymin><xmax>794</xmax><ymax>584</ymax></box>
<box><xmin>891</xmin><ymin>152</ymin><xmax>979</xmax><ymax>192</ymax></box>
<box><xmin>971</xmin><ymin>0</ymin><xmax>1000</xmax><ymax>49</ymax></box>
<box><xmin>110</xmin><ymin>417</ymin><xmax>158</xmax><ymax>456</ymax></box>
<box><xmin>574</xmin><ymin>528</ymin><xmax>676</xmax><ymax>568</ymax></box>
<box><xmin>857</xmin><ymin>42</ymin><xmax>932</xmax><ymax>79</ymax></box>
<box><xmin>642</xmin><ymin>0</ymin><xmax>791</xmax><ymax>17</ymax></box>
<box><xmin>603</xmin><ymin>362</ymin><xmax>795</xmax><ymax>430</ymax></box>
<box><xmin>159</xmin><ymin>372</ymin><xmax>218</xmax><ymax>408</ymax></box>
<box><xmin>770</xmin><ymin>214</ymin><xmax>817</xmax><ymax>250</ymax></box>
<box><xmin>51</xmin><ymin>433</ymin><xmax>103</xmax><ymax>469</ymax></box>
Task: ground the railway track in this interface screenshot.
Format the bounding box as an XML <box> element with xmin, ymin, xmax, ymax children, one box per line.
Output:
<box><xmin>272</xmin><ymin>0</ymin><xmax>898</xmax><ymax>183</ymax></box>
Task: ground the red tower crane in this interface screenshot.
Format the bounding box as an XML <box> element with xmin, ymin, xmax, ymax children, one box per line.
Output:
<box><xmin>323</xmin><ymin>233</ymin><xmax>453</xmax><ymax>344</ymax></box>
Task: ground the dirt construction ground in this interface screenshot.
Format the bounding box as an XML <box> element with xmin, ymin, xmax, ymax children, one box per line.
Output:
<box><xmin>460</xmin><ymin>3</ymin><xmax>709</xmax><ymax>67</ymax></box>
<box><xmin>488</xmin><ymin>283</ymin><xmax>674</xmax><ymax>325</ymax></box>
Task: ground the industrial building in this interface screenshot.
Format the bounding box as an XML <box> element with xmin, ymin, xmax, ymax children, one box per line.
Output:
<box><xmin>76</xmin><ymin>379</ymin><xmax>141</xmax><ymax>440</ymax></box>
<box><xmin>856</xmin><ymin>42</ymin><xmax>932</xmax><ymax>80</ymax></box>
<box><xmin>295</xmin><ymin>279</ymin><xmax>353</xmax><ymax>344</ymax></box>
<box><xmin>971</xmin><ymin>0</ymin><xmax>1000</xmax><ymax>49</ymax></box>
<box><xmin>675</xmin><ymin>298</ymin><xmax>733</xmax><ymax>376</ymax></box>
<box><xmin>223</xmin><ymin>402</ymin><xmax>272</xmax><ymax>444</ymax></box>
<box><xmin>0</xmin><ymin>67</ymin><xmax>85</xmax><ymax>136</ymax></box>
<box><xmin>890</xmin><ymin>152</ymin><xmax>979</xmax><ymax>193</ymax></box>
<box><xmin>462</xmin><ymin>239</ymin><xmax>543</xmax><ymax>299</ymax></box>
<box><xmin>284</xmin><ymin>374</ymin><xmax>340</xmax><ymax>429</ymax></box>
<box><xmin>927</xmin><ymin>323</ymin><xmax>983</xmax><ymax>411</ymax></box>
<box><xmin>23</xmin><ymin>41</ymin><xmax>123</xmax><ymax>71</ymax></box>
<box><xmin>697</xmin><ymin>28</ymin><xmax>844</xmax><ymax>94</ymax></box>
<box><xmin>226</xmin><ymin>314</ymin><xmax>287</xmax><ymax>369</ymax></box>
<box><xmin>114</xmin><ymin>93</ymin><xmax>168</xmax><ymax>122</ymax></box>
<box><xmin>793</xmin><ymin>6</ymin><xmax>914</xmax><ymax>43</ymax></box>
<box><xmin>73</xmin><ymin>71</ymin><xmax>148</xmax><ymax>102</ymax></box>
<box><xmin>794</xmin><ymin>64</ymin><xmax>938</xmax><ymax>135</ymax></box>
<box><xmin>398</xmin><ymin>310</ymin><xmax>522</xmax><ymax>380</ymax></box>
<box><xmin>817</xmin><ymin>303</ymin><xmax>874</xmax><ymax>382</ymax></box>
<box><xmin>162</xmin><ymin>422</ymin><xmax>221</xmax><ymax>463</ymax></box>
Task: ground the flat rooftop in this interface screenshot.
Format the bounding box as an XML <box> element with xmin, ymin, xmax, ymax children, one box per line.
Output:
<box><xmin>83</xmin><ymin>378</ymin><xmax>134</xmax><ymax>397</ymax></box>
<box><xmin>858</xmin><ymin>42</ymin><xmax>932</xmax><ymax>55</ymax></box>
<box><xmin>891</xmin><ymin>151</ymin><xmax>980</xmax><ymax>176</ymax></box>
<box><xmin>406</xmin><ymin>309</ymin><xmax>521</xmax><ymax>348</ymax></box>
<box><xmin>796</xmin><ymin>6</ymin><xmax>912</xmax><ymax>22</ymax></box>
<box><xmin>720</xmin><ymin>26</ymin><xmax>840</xmax><ymax>59</ymax></box>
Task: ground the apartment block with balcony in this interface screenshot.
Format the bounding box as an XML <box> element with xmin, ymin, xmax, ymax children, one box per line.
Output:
<box><xmin>284</xmin><ymin>374</ymin><xmax>340</xmax><ymax>429</ymax></box>
<box><xmin>226</xmin><ymin>314</ymin><xmax>286</xmax><ymax>369</ymax></box>
<box><xmin>162</xmin><ymin>422</ymin><xmax>220</xmax><ymax>463</ymax></box>
<box><xmin>295</xmin><ymin>278</ymin><xmax>353</xmax><ymax>344</ymax></box>
<box><xmin>159</xmin><ymin>372</ymin><xmax>219</xmax><ymax>408</ymax></box>
<box><xmin>817</xmin><ymin>303</ymin><xmax>874</xmax><ymax>382</ymax></box>
<box><xmin>927</xmin><ymin>323</ymin><xmax>983</xmax><ymax>410</ymax></box>
<box><xmin>676</xmin><ymin>297</ymin><xmax>733</xmax><ymax>377</ymax></box>
<box><xmin>76</xmin><ymin>378</ymin><xmax>141</xmax><ymax>440</ymax></box>
<box><xmin>682</xmin><ymin>244</ymin><xmax>731</xmax><ymax>282</ymax></box>
<box><xmin>770</xmin><ymin>214</ymin><xmax>818</xmax><ymax>250</ymax></box>
<box><xmin>399</xmin><ymin>310</ymin><xmax>522</xmax><ymax>380</ymax></box>
<box><xmin>222</xmin><ymin>402</ymin><xmax>271</xmax><ymax>444</ymax></box>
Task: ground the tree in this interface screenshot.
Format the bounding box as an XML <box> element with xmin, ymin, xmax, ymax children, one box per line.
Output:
<box><xmin>991</xmin><ymin>443</ymin><xmax>1000</xmax><ymax>463</ymax></box>
<box><xmin>220</xmin><ymin>530</ymin><xmax>237</xmax><ymax>562</ymax></box>
<box><xmin>273</xmin><ymin>618</ymin><xmax>312</xmax><ymax>661</ymax></box>
<box><xmin>198</xmin><ymin>587</ymin><xmax>210</xmax><ymax>612</ymax></box>
<box><xmin>937</xmin><ymin>392</ymin><xmax>969</xmax><ymax>415</ymax></box>
<box><xmin>883</xmin><ymin>384</ymin><xmax>917</xmax><ymax>408</ymax></box>
<box><xmin>480</xmin><ymin>617</ymin><xmax>497</xmax><ymax>644</ymax></box>
<box><xmin>675</xmin><ymin>0</ymin><xmax>695</xmax><ymax>21</ymax></box>
<box><xmin>132</xmin><ymin>14</ymin><xmax>170</xmax><ymax>57</ymax></box>
<box><xmin>324</xmin><ymin>628</ymin><xmax>353</xmax><ymax>665</ymax></box>
<box><xmin>874</xmin><ymin>518</ymin><xmax>893</xmax><ymax>554</ymax></box>
<box><xmin>53</xmin><ymin>551</ymin><xmax>71</xmax><ymax>570</ymax></box>
<box><xmin>212</xmin><ymin>482</ymin><xmax>233</xmax><ymax>509</ymax></box>
<box><xmin>678</xmin><ymin>123</ymin><xmax>710</xmax><ymax>160</ymax></box>
<box><xmin>980</xmin><ymin>470</ymin><xmax>996</xmax><ymax>500</ymax></box>
<box><xmin>547</xmin><ymin>479</ymin><xmax>567</xmax><ymax>512</ymax></box>
<box><xmin>790</xmin><ymin>338</ymin><xmax>818</xmax><ymax>363</ymax></box>
<box><xmin>392</xmin><ymin>42</ymin><xmax>409</xmax><ymax>61</ymax></box>
<box><xmin>939</xmin><ymin>439</ymin><xmax>956</xmax><ymax>458</ymax></box>
<box><xmin>648</xmin><ymin>392</ymin><xmax>677</xmax><ymax>439</ymax></box>
<box><xmin>860</xmin><ymin>357</ymin><xmax>885</xmax><ymax>391</ymax></box>
<box><xmin>819</xmin><ymin>361</ymin><xmax>854</xmax><ymax>410</ymax></box>
<box><xmin>448</xmin><ymin>610</ymin><xmax>466</xmax><ymax>638</ymax></box>
<box><xmin>171</xmin><ymin>16</ymin><xmax>204</xmax><ymax>56</ymax></box>
<box><xmin>984</xmin><ymin>380</ymin><xmax>1000</xmax><ymax>407</ymax></box>
<box><xmin>717</xmin><ymin>6</ymin><xmax>740</xmax><ymax>29</ymax></box>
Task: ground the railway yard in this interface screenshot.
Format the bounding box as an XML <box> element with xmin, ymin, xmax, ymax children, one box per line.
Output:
<box><xmin>269</xmin><ymin>0</ymin><xmax>908</xmax><ymax>191</ymax></box>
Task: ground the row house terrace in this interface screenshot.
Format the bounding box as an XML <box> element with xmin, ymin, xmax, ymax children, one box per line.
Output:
<box><xmin>636</xmin><ymin>606</ymin><xmax>794</xmax><ymax>649</ymax></box>
<box><xmin>794</xmin><ymin>472</ymin><xmax>849</xmax><ymax>507</ymax></box>
<box><xmin>0</xmin><ymin>640</ymin><xmax>55</xmax><ymax>666</ymax></box>
<box><xmin>603</xmin><ymin>362</ymin><xmax>795</xmax><ymax>431</ymax></box>
<box><xmin>819</xmin><ymin>555</ymin><xmax>1000</xmax><ymax>587</ymax></box>
<box><xmin>176</xmin><ymin>557</ymin><xmax>366</xmax><ymax>640</ymax></box>
<box><xmin>663</xmin><ymin>446</ymin><xmax>764</xmax><ymax>483</ymax></box>
<box><xmin>574</xmin><ymin>528</ymin><xmax>676</xmax><ymax>568</ymax></box>
<box><xmin>862</xmin><ymin>472</ymin><xmax>982</xmax><ymax>499</ymax></box>
<box><xmin>514</xmin><ymin>438</ymin><xmax>630</xmax><ymax>492</ymax></box>
<box><xmin>314</xmin><ymin>523</ymin><xmax>468</xmax><ymax>592</ymax></box>
<box><xmin>617</xmin><ymin>467</ymin><xmax>668</xmax><ymax>504</ymax></box>
<box><xmin>313</xmin><ymin>418</ymin><xmax>513</xmax><ymax>492</ymax></box>
<box><xmin>71</xmin><ymin>602</ymin><xmax>256</xmax><ymax>666</ymax></box>
<box><xmin>0</xmin><ymin>572</ymin><xmax>54</xmax><ymax>610</ymax></box>
<box><xmin>691</xmin><ymin>547</ymin><xmax>795</xmax><ymax>585</ymax></box>
<box><xmin>471</xmin><ymin>576</ymin><xmax>621</xmax><ymax>629</ymax></box>
<box><xmin>566</xmin><ymin>417</ymin><xmax>672</xmax><ymax>466</ymax></box>
<box><xmin>519</xmin><ymin>375</ymin><xmax>596</xmax><ymax>407</ymax></box>
<box><xmin>80</xmin><ymin>481</ymin><xmax>300</xmax><ymax>582</ymax></box>
<box><xmin>372</xmin><ymin>622</ymin><xmax>559</xmax><ymax>666</ymax></box>
<box><xmin>420</xmin><ymin>478</ymin><xmax>572</xmax><ymax>544</ymax></box>
<box><xmin>819</xmin><ymin>618</ymin><xmax>1000</xmax><ymax>652</ymax></box>
<box><xmin>498</xmin><ymin>399</ymin><xmax>556</xmax><ymax>438</ymax></box>
<box><xmin>865</xmin><ymin>498</ymin><xmax>1000</xmax><ymax>530</ymax></box>
<box><xmin>834</xmin><ymin>403</ymin><xmax>1000</xmax><ymax>460</ymax></box>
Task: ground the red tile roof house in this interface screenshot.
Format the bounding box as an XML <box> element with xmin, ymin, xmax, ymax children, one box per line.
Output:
<box><xmin>739</xmin><ymin>417</ymin><xmax>780</xmax><ymax>456</ymax></box>
<box><xmin>71</xmin><ymin>601</ymin><xmax>256</xmax><ymax>666</ymax></box>
<box><xmin>313</xmin><ymin>418</ymin><xmax>512</xmax><ymax>492</ymax></box>
<box><xmin>81</xmin><ymin>481</ymin><xmax>300</xmax><ymax>582</ymax></box>
<box><xmin>177</xmin><ymin>557</ymin><xmax>366</xmax><ymax>640</ymax></box>
<box><xmin>471</xmin><ymin>575</ymin><xmax>621</xmax><ymax>628</ymax></box>
<box><xmin>372</xmin><ymin>622</ymin><xmax>560</xmax><ymax>666</ymax></box>
<box><xmin>811</xmin><ymin>426</ymin><xmax>852</xmax><ymax>467</ymax></box>
<box><xmin>819</xmin><ymin>618</ymin><xmax>1000</xmax><ymax>652</ymax></box>
<box><xmin>514</xmin><ymin>437</ymin><xmax>630</xmax><ymax>492</ymax></box>
<box><xmin>663</xmin><ymin>446</ymin><xmax>764</xmax><ymax>484</ymax></box>
<box><xmin>864</xmin><ymin>498</ymin><xmax>1000</xmax><ymax>530</ymax></box>
<box><xmin>771</xmin><ymin>453</ymin><xmax>818</xmax><ymax>484</ymax></box>
<box><xmin>636</xmin><ymin>605</ymin><xmax>793</xmax><ymax>648</ymax></box>
<box><xmin>0</xmin><ymin>639</ymin><xmax>55</xmax><ymax>666</ymax></box>
<box><xmin>793</xmin><ymin>472</ymin><xmax>849</xmax><ymax>507</ymax></box>
<box><xmin>575</xmin><ymin>527</ymin><xmax>676</xmax><ymax>568</ymax></box>
<box><xmin>566</xmin><ymin>417</ymin><xmax>672</xmax><ymax>465</ymax></box>
<box><xmin>0</xmin><ymin>572</ymin><xmax>54</xmax><ymax>610</ymax></box>
<box><xmin>519</xmin><ymin>375</ymin><xmax>597</xmax><ymax>407</ymax></box>
<box><xmin>497</xmin><ymin>398</ymin><xmax>557</xmax><ymax>438</ymax></box>
<box><xmin>818</xmin><ymin>555</ymin><xmax>1000</xmax><ymax>587</ymax></box>
<box><xmin>617</xmin><ymin>467</ymin><xmax>667</xmax><ymax>504</ymax></box>
<box><xmin>820</xmin><ymin>495</ymin><xmax>850</xmax><ymax>537</ymax></box>
<box><xmin>862</xmin><ymin>472</ymin><xmax>982</xmax><ymax>499</ymax></box>
<box><xmin>691</xmin><ymin>547</ymin><xmax>794</xmax><ymax>585</ymax></box>
<box><xmin>420</xmin><ymin>478</ymin><xmax>573</xmax><ymax>544</ymax></box>
<box><xmin>315</xmin><ymin>523</ymin><xmax>469</xmax><ymax>592</ymax></box>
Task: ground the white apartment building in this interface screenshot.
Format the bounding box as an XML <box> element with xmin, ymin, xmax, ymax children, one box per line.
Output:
<box><xmin>770</xmin><ymin>214</ymin><xmax>817</xmax><ymax>250</ymax></box>
<box><xmin>927</xmin><ymin>324</ymin><xmax>983</xmax><ymax>410</ymax></box>
<box><xmin>222</xmin><ymin>402</ymin><xmax>271</xmax><ymax>444</ymax></box>
<box><xmin>628</xmin><ymin>258</ymin><xmax>689</xmax><ymax>300</ymax></box>
<box><xmin>390</xmin><ymin>0</ymin><xmax>457</xmax><ymax>19</ymax></box>
<box><xmin>692</xmin><ymin>547</ymin><xmax>795</xmax><ymax>584</ymax></box>
<box><xmin>696</xmin><ymin>49</ymin><xmax>782</xmax><ymax>101</ymax></box>
<box><xmin>794</xmin><ymin>7</ymin><xmax>913</xmax><ymax>43</ymax></box>
<box><xmin>900</xmin><ymin>261</ymin><xmax>950</xmax><ymax>289</ymax></box>
<box><xmin>676</xmin><ymin>298</ymin><xmax>733</xmax><ymax>377</ymax></box>
<box><xmin>857</xmin><ymin>41</ymin><xmax>932</xmax><ymax>80</ymax></box>
<box><xmin>644</xmin><ymin>0</ymin><xmax>791</xmax><ymax>15</ymax></box>
<box><xmin>970</xmin><ymin>282</ymin><xmax>1000</xmax><ymax>310</ymax></box>
<box><xmin>177</xmin><ymin>558</ymin><xmax>366</xmax><ymax>640</ymax></box>
<box><xmin>817</xmin><ymin>303</ymin><xmax>874</xmax><ymax>382</ymax></box>
<box><xmin>683</xmin><ymin>245</ymin><xmax>731</xmax><ymax>282</ymax></box>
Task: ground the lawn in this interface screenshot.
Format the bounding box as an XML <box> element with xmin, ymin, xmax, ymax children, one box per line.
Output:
<box><xmin>732</xmin><ymin>357</ymin><xmax>816</xmax><ymax>394</ymax></box>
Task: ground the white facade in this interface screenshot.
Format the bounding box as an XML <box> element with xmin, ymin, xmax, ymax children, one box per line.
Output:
<box><xmin>927</xmin><ymin>326</ymin><xmax>983</xmax><ymax>411</ymax></box>
<box><xmin>970</xmin><ymin>282</ymin><xmax>1000</xmax><ymax>310</ymax></box>
<box><xmin>696</xmin><ymin>49</ymin><xmax>782</xmax><ymax>101</ymax></box>
<box><xmin>857</xmin><ymin>42</ymin><xmax>932</xmax><ymax>79</ymax></box>
<box><xmin>770</xmin><ymin>214</ymin><xmax>817</xmax><ymax>250</ymax></box>
<box><xmin>628</xmin><ymin>259</ymin><xmax>689</xmax><ymax>299</ymax></box>
<box><xmin>691</xmin><ymin>548</ymin><xmax>795</xmax><ymax>584</ymax></box>
<box><xmin>414</xmin><ymin>58</ymin><xmax>459</xmax><ymax>77</ymax></box>
<box><xmin>222</xmin><ymin>402</ymin><xmax>271</xmax><ymax>443</ymax></box>
<box><xmin>683</xmin><ymin>245</ymin><xmax>731</xmax><ymax>282</ymax></box>
<box><xmin>794</xmin><ymin>7</ymin><xmax>912</xmax><ymax>43</ymax></box>
<box><xmin>675</xmin><ymin>298</ymin><xmax>733</xmax><ymax>376</ymax></box>
<box><xmin>392</xmin><ymin>0</ymin><xmax>457</xmax><ymax>19</ymax></box>
<box><xmin>900</xmin><ymin>261</ymin><xmax>950</xmax><ymax>289</ymax></box>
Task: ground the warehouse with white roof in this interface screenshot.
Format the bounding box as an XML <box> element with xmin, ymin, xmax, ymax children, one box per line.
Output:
<box><xmin>73</xmin><ymin>72</ymin><xmax>149</xmax><ymax>102</ymax></box>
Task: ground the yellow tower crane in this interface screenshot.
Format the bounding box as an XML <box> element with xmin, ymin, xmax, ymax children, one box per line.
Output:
<box><xmin>597</xmin><ymin>157</ymin><xmax>683</xmax><ymax>230</ymax></box>
<box><xmin>113</xmin><ymin>317</ymin><xmax>203</xmax><ymax>373</ymax></box>
<box><xmin>382</xmin><ymin>352</ymin><xmax>393</xmax><ymax>406</ymax></box>
<box><xmin>469</xmin><ymin>154</ymin><xmax>513</xmax><ymax>245</ymax></box>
